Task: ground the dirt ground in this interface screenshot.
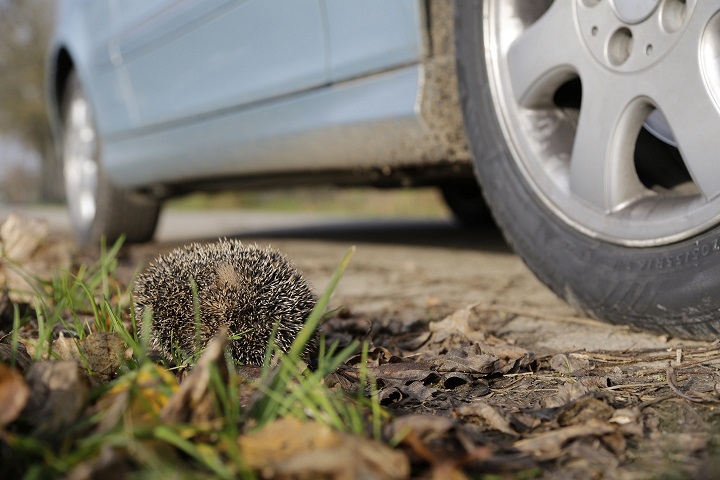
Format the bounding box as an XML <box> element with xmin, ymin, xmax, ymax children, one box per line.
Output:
<box><xmin>4</xmin><ymin>206</ymin><xmax>720</xmax><ymax>478</ymax></box>
<box><xmin>117</xmin><ymin>212</ymin><xmax>720</xmax><ymax>479</ymax></box>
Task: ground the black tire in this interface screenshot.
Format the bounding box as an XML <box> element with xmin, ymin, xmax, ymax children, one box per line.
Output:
<box><xmin>61</xmin><ymin>73</ymin><xmax>160</xmax><ymax>245</ymax></box>
<box><xmin>440</xmin><ymin>181</ymin><xmax>491</xmax><ymax>227</ymax></box>
<box><xmin>455</xmin><ymin>1</ymin><xmax>720</xmax><ymax>338</ymax></box>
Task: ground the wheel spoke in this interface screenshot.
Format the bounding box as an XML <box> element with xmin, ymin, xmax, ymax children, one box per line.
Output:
<box><xmin>569</xmin><ymin>81</ymin><xmax>649</xmax><ymax>212</ymax></box>
<box><xmin>659</xmin><ymin>99</ymin><xmax>720</xmax><ymax>200</ymax></box>
<box><xmin>505</xmin><ymin>2</ymin><xmax>583</xmax><ymax>107</ymax></box>
<box><xmin>651</xmin><ymin>4</ymin><xmax>720</xmax><ymax>201</ymax></box>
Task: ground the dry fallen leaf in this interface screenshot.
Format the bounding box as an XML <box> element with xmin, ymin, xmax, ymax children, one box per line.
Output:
<box><xmin>0</xmin><ymin>342</ymin><xmax>32</xmax><ymax>372</ymax></box>
<box><xmin>666</xmin><ymin>363</ymin><xmax>720</xmax><ymax>404</ymax></box>
<box><xmin>541</xmin><ymin>382</ymin><xmax>594</xmax><ymax>409</ymax></box>
<box><xmin>387</xmin><ymin>414</ymin><xmax>455</xmax><ymax>445</ymax></box>
<box><xmin>0</xmin><ymin>214</ymin><xmax>47</xmax><ymax>262</ymax></box>
<box><xmin>513</xmin><ymin>418</ymin><xmax>616</xmax><ymax>460</ymax></box>
<box><xmin>425</xmin><ymin>351</ymin><xmax>497</xmax><ymax>374</ymax></box>
<box><xmin>0</xmin><ymin>362</ymin><xmax>29</xmax><ymax>427</ymax></box>
<box><xmin>161</xmin><ymin>330</ymin><xmax>229</xmax><ymax>425</ymax></box>
<box><xmin>23</xmin><ymin>360</ymin><xmax>90</xmax><ymax>433</ymax></box>
<box><xmin>455</xmin><ymin>401</ymin><xmax>517</xmax><ymax>436</ymax></box>
<box><xmin>549</xmin><ymin>353</ymin><xmax>591</xmax><ymax>376</ymax></box>
<box><xmin>54</xmin><ymin>332</ymin><xmax>129</xmax><ymax>382</ymax></box>
<box><xmin>239</xmin><ymin>417</ymin><xmax>409</xmax><ymax>480</ymax></box>
<box><xmin>0</xmin><ymin>214</ymin><xmax>74</xmax><ymax>304</ymax></box>
<box><xmin>558</xmin><ymin>396</ymin><xmax>615</xmax><ymax>427</ymax></box>
<box><xmin>429</xmin><ymin>309</ymin><xmax>478</xmax><ymax>337</ymax></box>
<box><xmin>95</xmin><ymin>362</ymin><xmax>178</xmax><ymax>433</ymax></box>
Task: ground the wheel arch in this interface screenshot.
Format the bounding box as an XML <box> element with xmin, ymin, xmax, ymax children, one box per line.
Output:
<box><xmin>49</xmin><ymin>47</ymin><xmax>76</xmax><ymax>127</ymax></box>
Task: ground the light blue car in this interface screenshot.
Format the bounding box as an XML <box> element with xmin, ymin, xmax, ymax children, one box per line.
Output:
<box><xmin>46</xmin><ymin>1</ymin><xmax>720</xmax><ymax>339</ymax></box>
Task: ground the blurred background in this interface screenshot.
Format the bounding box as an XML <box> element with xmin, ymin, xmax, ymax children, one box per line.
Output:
<box><xmin>0</xmin><ymin>0</ymin><xmax>54</xmax><ymax>204</ymax></box>
<box><xmin>0</xmin><ymin>0</ymin><xmax>449</xmax><ymax>218</ymax></box>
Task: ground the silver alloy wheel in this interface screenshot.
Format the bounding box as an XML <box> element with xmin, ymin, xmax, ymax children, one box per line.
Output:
<box><xmin>484</xmin><ymin>0</ymin><xmax>720</xmax><ymax>246</ymax></box>
<box><xmin>63</xmin><ymin>92</ymin><xmax>99</xmax><ymax>234</ymax></box>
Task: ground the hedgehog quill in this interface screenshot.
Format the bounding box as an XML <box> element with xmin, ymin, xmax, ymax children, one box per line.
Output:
<box><xmin>133</xmin><ymin>240</ymin><xmax>318</xmax><ymax>366</ymax></box>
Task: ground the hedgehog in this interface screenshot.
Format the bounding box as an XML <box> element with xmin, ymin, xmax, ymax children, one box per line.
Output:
<box><xmin>132</xmin><ymin>240</ymin><xmax>318</xmax><ymax>366</ymax></box>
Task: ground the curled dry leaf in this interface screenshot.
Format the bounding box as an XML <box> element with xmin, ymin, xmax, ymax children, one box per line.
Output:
<box><xmin>549</xmin><ymin>353</ymin><xmax>591</xmax><ymax>376</ymax></box>
<box><xmin>455</xmin><ymin>401</ymin><xmax>517</xmax><ymax>436</ymax></box>
<box><xmin>238</xmin><ymin>417</ymin><xmax>409</xmax><ymax>480</ymax></box>
<box><xmin>53</xmin><ymin>332</ymin><xmax>129</xmax><ymax>382</ymax></box>
<box><xmin>23</xmin><ymin>360</ymin><xmax>90</xmax><ymax>433</ymax></box>
<box><xmin>541</xmin><ymin>382</ymin><xmax>594</xmax><ymax>409</ymax></box>
<box><xmin>513</xmin><ymin>418</ymin><xmax>616</xmax><ymax>461</ymax></box>
<box><xmin>387</xmin><ymin>414</ymin><xmax>455</xmax><ymax>443</ymax></box>
<box><xmin>425</xmin><ymin>350</ymin><xmax>497</xmax><ymax>374</ymax></box>
<box><xmin>429</xmin><ymin>308</ymin><xmax>478</xmax><ymax>337</ymax></box>
<box><xmin>443</xmin><ymin>372</ymin><xmax>472</xmax><ymax>389</ymax></box>
<box><xmin>0</xmin><ymin>363</ymin><xmax>29</xmax><ymax>427</ymax></box>
<box><xmin>161</xmin><ymin>329</ymin><xmax>229</xmax><ymax>425</ymax></box>
<box><xmin>374</xmin><ymin>362</ymin><xmax>439</xmax><ymax>383</ymax></box>
<box><xmin>0</xmin><ymin>342</ymin><xmax>32</xmax><ymax>372</ymax></box>
<box><xmin>557</xmin><ymin>396</ymin><xmax>615</xmax><ymax>427</ymax></box>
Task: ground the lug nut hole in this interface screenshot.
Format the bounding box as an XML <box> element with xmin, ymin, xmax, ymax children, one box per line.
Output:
<box><xmin>607</xmin><ymin>27</ymin><xmax>633</xmax><ymax>65</ymax></box>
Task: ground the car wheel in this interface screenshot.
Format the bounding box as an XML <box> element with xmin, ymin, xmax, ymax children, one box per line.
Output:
<box><xmin>440</xmin><ymin>181</ymin><xmax>491</xmax><ymax>227</ymax></box>
<box><xmin>61</xmin><ymin>72</ymin><xmax>160</xmax><ymax>245</ymax></box>
<box><xmin>456</xmin><ymin>1</ymin><xmax>720</xmax><ymax>338</ymax></box>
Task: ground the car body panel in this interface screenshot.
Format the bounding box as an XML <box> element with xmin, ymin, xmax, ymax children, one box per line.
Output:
<box><xmin>47</xmin><ymin>0</ymin><xmax>469</xmax><ymax>191</ymax></box>
<box><xmin>104</xmin><ymin>65</ymin><xmax>442</xmax><ymax>187</ymax></box>
<box><xmin>113</xmin><ymin>0</ymin><xmax>327</xmax><ymax>131</ymax></box>
<box><xmin>323</xmin><ymin>0</ymin><xmax>424</xmax><ymax>81</ymax></box>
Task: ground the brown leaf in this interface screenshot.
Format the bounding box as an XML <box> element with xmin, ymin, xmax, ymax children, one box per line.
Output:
<box><xmin>0</xmin><ymin>214</ymin><xmax>74</xmax><ymax>304</ymax></box>
<box><xmin>388</xmin><ymin>414</ymin><xmax>475</xmax><ymax>474</ymax></box>
<box><xmin>379</xmin><ymin>386</ymin><xmax>405</xmax><ymax>405</ymax></box>
<box><xmin>238</xmin><ymin>417</ymin><xmax>409</xmax><ymax>480</ymax></box>
<box><xmin>1</xmin><ymin>213</ymin><xmax>47</xmax><ymax>262</ymax></box>
<box><xmin>666</xmin><ymin>363</ymin><xmax>720</xmax><ymax>403</ymax></box>
<box><xmin>513</xmin><ymin>418</ymin><xmax>616</xmax><ymax>460</ymax></box>
<box><xmin>558</xmin><ymin>396</ymin><xmax>615</xmax><ymax>427</ymax></box>
<box><xmin>0</xmin><ymin>363</ymin><xmax>29</xmax><ymax>427</ymax></box>
<box><xmin>429</xmin><ymin>308</ymin><xmax>478</xmax><ymax>337</ymax></box>
<box><xmin>54</xmin><ymin>332</ymin><xmax>129</xmax><ymax>382</ymax></box>
<box><xmin>374</xmin><ymin>362</ymin><xmax>438</xmax><ymax>382</ymax></box>
<box><xmin>540</xmin><ymin>382</ymin><xmax>593</xmax><ymax>409</ymax></box>
<box><xmin>387</xmin><ymin>414</ymin><xmax>455</xmax><ymax>442</ymax></box>
<box><xmin>23</xmin><ymin>360</ymin><xmax>90</xmax><ymax>432</ymax></box>
<box><xmin>95</xmin><ymin>363</ymin><xmax>178</xmax><ymax>433</ymax></box>
<box><xmin>427</xmin><ymin>352</ymin><xmax>497</xmax><ymax>374</ymax></box>
<box><xmin>443</xmin><ymin>372</ymin><xmax>472</xmax><ymax>389</ymax></box>
<box><xmin>455</xmin><ymin>401</ymin><xmax>517</xmax><ymax>436</ymax></box>
<box><xmin>372</xmin><ymin>363</ymin><xmax>442</xmax><ymax>406</ymax></box>
<box><xmin>549</xmin><ymin>353</ymin><xmax>591</xmax><ymax>376</ymax></box>
<box><xmin>161</xmin><ymin>330</ymin><xmax>229</xmax><ymax>424</ymax></box>
<box><xmin>0</xmin><ymin>342</ymin><xmax>32</xmax><ymax>372</ymax></box>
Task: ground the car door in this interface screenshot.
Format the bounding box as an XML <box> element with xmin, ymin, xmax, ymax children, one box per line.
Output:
<box><xmin>322</xmin><ymin>0</ymin><xmax>423</xmax><ymax>82</ymax></box>
<box><xmin>112</xmin><ymin>0</ymin><xmax>327</xmax><ymax>130</ymax></box>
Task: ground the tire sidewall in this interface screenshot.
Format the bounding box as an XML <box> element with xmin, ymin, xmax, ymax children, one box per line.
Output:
<box><xmin>455</xmin><ymin>0</ymin><xmax>720</xmax><ymax>337</ymax></box>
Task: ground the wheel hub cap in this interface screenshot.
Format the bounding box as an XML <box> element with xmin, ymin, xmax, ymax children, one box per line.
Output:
<box><xmin>578</xmin><ymin>0</ymin><xmax>692</xmax><ymax>72</ymax></box>
<box><xmin>610</xmin><ymin>0</ymin><xmax>660</xmax><ymax>25</ymax></box>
